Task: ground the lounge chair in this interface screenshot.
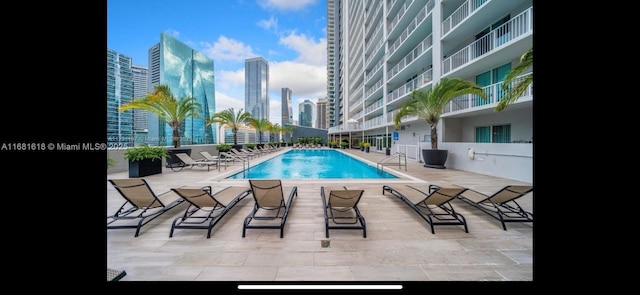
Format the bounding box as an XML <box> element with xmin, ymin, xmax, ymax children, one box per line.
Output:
<box><xmin>171</xmin><ymin>152</ymin><xmax>218</xmax><ymax>171</ymax></box>
<box><xmin>107</xmin><ymin>179</ymin><xmax>185</xmax><ymax>237</ymax></box>
<box><xmin>258</xmin><ymin>146</ymin><xmax>274</xmax><ymax>154</ymax></box>
<box><xmin>457</xmin><ymin>185</ymin><xmax>533</xmax><ymax>230</ymax></box>
<box><xmin>169</xmin><ymin>186</ymin><xmax>252</xmax><ymax>238</ymax></box>
<box><xmin>382</xmin><ymin>184</ymin><xmax>469</xmax><ymax>234</ymax></box>
<box><xmin>107</xmin><ymin>268</ymin><xmax>127</xmax><ymax>281</ymax></box>
<box><xmin>219</xmin><ymin>151</ymin><xmax>250</xmax><ymax>170</ymax></box>
<box><xmin>247</xmin><ymin>147</ymin><xmax>266</xmax><ymax>156</ymax></box>
<box><xmin>199</xmin><ymin>151</ymin><xmax>230</xmax><ymax>169</ymax></box>
<box><xmin>231</xmin><ymin>148</ymin><xmax>256</xmax><ymax>159</ymax></box>
<box><xmin>243</xmin><ymin>179</ymin><xmax>298</xmax><ymax>238</ymax></box>
<box><xmin>321</xmin><ymin>186</ymin><xmax>366</xmax><ymax>238</ymax></box>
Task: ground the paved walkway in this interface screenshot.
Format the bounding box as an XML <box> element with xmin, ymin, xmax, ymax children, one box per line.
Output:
<box><xmin>107</xmin><ymin>147</ymin><xmax>533</xmax><ymax>282</ymax></box>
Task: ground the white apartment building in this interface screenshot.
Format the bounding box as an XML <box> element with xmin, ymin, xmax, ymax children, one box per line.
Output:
<box><xmin>327</xmin><ymin>0</ymin><xmax>533</xmax><ymax>182</ymax></box>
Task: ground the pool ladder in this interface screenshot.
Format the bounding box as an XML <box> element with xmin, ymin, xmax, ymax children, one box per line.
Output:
<box><xmin>376</xmin><ymin>152</ymin><xmax>407</xmax><ymax>171</ymax></box>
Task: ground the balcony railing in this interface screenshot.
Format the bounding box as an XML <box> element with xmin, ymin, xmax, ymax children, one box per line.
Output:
<box><xmin>387</xmin><ymin>69</ymin><xmax>432</xmax><ymax>104</ymax></box>
<box><xmin>442</xmin><ymin>0</ymin><xmax>488</xmax><ymax>36</ymax></box>
<box><xmin>443</xmin><ymin>73</ymin><xmax>533</xmax><ymax>114</ymax></box>
<box><xmin>442</xmin><ymin>7</ymin><xmax>532</xmax><ymax>74</ymax></box>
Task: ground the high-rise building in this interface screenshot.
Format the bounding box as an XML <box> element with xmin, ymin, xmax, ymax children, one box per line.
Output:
<box><xmin>326</xmin><ymin>0</ymin><xmax>341</xmax><ymax>128</ymax></box>
<box><xmin>107</xmin><ymin>48</ymin><xmax>134</xmax><ymax>147</ymax></box>
<box><xmin>148</xmin><ymin>32</ymin><xmax>216</xmax><ymax>146</ymax></box>
<box><xmin>131</xmin><ymin>64</ymin><xmax>148</xmax><ymax>145</ymax></box>
<box><xmin>298</xmin><ymin>99</ymin><xmax>316</xmax><ymax>128</ymax></box>
<box><xmin>281</xmin><ymin>88</ymin><xmax>293</xmax><ymax>125</ymax></box>
<box><xmin>245</xmin><ymin>57</ymin><xmax>269</xmax><ymax>121</ymax></box>
<box><xmin>327</xmin><ymin>0</ymin><xmax>533</xmax><ymax>182</ymax></box>
<box><xmin>316</xmin><ymin>97</ymin><xmax>328</xmax><ymax>129</ymax></box>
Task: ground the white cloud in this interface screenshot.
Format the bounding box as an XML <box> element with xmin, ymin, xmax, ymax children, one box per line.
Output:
<box><xmin>257</xmin><ymin>0</ymin><xmax>317</xmax><ymax>11</ymax></box>
<box><xmin>269</xmin><ymin>61</ymin><xmax>326</xmax><ymax>98</ymax></box>
<box><xmin>202</xmin><ymin>36</ymin><xmax>257</xmax><ymax>62</ymax></box>
<box><xmin>214</xmin><ymin>91</ymin><xmax>244</xmax><ymax>114</ymax></box>
<box><xmin>164</xmin><ymin>29</ymin><xmax>180</xmax><ymax>38</ymax></box>
<box><xmin>216</xmin><ymin>68</ymin><xmax>245</xmax><ymax>91</ymax></box>
<box><xmin>257</xmin><ymin>16</ymin><xmax>278</xmax><ymax>32</ymax></box>
<box><xmin>279</xmin><ymin>31</ymin><xmax>326</xmax><ymax>66</ymax></box>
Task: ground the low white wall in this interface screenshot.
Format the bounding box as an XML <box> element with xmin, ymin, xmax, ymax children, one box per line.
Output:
<box><xmin>440</xmin><ymin>142</ymin><xmax>533</xmax><ymax>183</ymax></box>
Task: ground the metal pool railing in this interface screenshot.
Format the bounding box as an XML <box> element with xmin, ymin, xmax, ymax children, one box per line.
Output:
<box><xmin>377</xmin><ymin>152</ymin><xmax>407</xmax><ymax>171</ymax></box>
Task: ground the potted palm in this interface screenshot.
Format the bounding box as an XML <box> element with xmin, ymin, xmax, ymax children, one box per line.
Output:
<box><xmin>362</xmin><ymin>142</ymin><xmax>371</xmax><ymax>153</ymax></box>
<box><xmin>394</xmin><ymin>77</ymin><xmax>486</xmax><ymax>169</ymax></box>
<box><xmin>119</xmin><ymin>84</ymin><xmax>202</xmax><ymax>168</ymax></box>
<box><xmin>123</xmin><ymin>144</ymin><xmax>169</xmax><ymax>177</ymax></box>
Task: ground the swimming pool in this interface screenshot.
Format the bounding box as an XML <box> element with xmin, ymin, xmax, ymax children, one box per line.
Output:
<box><xmin>226</xmin><ymin>149</ymin><xmax>398</xmax><ymax>179</ymax></box>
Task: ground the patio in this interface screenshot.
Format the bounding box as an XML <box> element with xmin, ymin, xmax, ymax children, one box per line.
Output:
<box><xmin>106</xmin><ymin>147</ymin><xmax>533</xmax><ymax>284</ymax></box>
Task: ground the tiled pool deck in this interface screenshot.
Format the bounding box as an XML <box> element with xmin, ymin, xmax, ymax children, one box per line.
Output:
<box><xmin>106</xmin><ymin>147</ymin><xmax>534</xmax><ymax>285</ymax></box>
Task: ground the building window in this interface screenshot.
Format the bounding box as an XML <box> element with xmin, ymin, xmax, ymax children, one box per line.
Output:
<box><xmin>475</xmin><ymin>125</ymin><xmax>511</xmax><ymax>143</ymax></box>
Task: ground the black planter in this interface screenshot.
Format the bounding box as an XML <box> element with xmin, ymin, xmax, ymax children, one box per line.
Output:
<box><xmin>129</xmin><ymin>158</ymin><xmax>163</xmax><ymax>178</ymax></box>
<box><xmin>422</xmin><ymin>149</ymin><xmax>448</xmax><ymax>169</ymax></box>
<box><xmin>166</xmin><ymin>148</ymin><xmax>191</xmax><ymax>168</ymax></box>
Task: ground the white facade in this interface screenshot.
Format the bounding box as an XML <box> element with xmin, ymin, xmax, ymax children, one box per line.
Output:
<box><xmin>327</xmin><ymin>0</ymin><xmax>533</xmax><ymax>182</ymax></box>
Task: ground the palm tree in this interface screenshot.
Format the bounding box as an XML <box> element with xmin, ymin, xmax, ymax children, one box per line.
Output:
<box><xmin>281</xmin><ymin>125</ymin><xmax>295</xmax><ymax>145</ymax></box>
<box><xmin>394</xmin><ymin>77</ymin><xmax>486</xmax><ymax>150</ymax></box>
<box><xmin>120</xmin><ymin>84</ymin><xmax>202</xmax><ymax>148</ymax></box>
<box><xmin>206</xmin><ymin>107</ymin><xmax>251</xmax><ymax>145</ymax></box>
<box><xmin>496</xmin><ymin>48</ymin><xmax>532</xmax><ymax>112</ymax></box>
<box><xmin>247</xmin><ymin>118</ymin><xmax>272</xmax><ymax>144</ymax></box>
<box><xmin>268</xmin><ymin>123</ymin><xmax>282</xmax><ymax>143</ymax></box>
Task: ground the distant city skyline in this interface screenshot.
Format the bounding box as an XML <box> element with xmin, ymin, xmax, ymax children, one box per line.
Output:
<box><xmin>107</xmin><ymin>0</ymin><xmax>328</xmax><ymax>124</ymax></box>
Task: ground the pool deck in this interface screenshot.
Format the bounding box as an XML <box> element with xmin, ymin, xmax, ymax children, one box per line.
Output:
<box><xmin>107</xmin><ymin>147</ymin><xmax>534</xmax><ymax>285</ymax></box>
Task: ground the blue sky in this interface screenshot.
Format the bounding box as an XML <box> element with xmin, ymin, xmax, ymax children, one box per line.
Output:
<box><xmin>107</xmin><ymin>0</ymin><xmax>327</xmax><ymax>124</ymax></box>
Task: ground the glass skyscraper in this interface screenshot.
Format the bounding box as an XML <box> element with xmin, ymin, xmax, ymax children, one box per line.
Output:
<box><xmin>148</xmin><ymin>33</ymin><xmax>216</xmax><ymax>146</ymax></box>
<box><xmin>298</xmin><ymin>99</ymin><xmax>316</xmax><ymax>128</ymax></box>
<box><xmin>245</xmin><ymin>57</ymin><xmax>269</xmax><ymax>121</ymax></box>
<box><xmin>281</xmin><ymin>87</ymin><xmax>293</xmax><ymax>125</ymax></box>
<box><xmin>106</xmin><ymin>48</ymin><xmax>134</xmax><ymax>147</ymax></box>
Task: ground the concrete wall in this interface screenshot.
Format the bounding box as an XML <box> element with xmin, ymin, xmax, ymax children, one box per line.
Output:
<box><xmin>284</xmin><ymin>124</ymin><xmax>328</xmax><ymax>145</ymax></box>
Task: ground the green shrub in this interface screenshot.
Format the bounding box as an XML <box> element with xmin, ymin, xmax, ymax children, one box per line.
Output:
<box><xmin>123</xmin><ymin>144</ymin><xmax>168</xmax><ymax>162</ymax></box>
<box><xmin>216</xmin><ymin>143</ymin><xmax>231</xmax><ymax>152</ymax></box>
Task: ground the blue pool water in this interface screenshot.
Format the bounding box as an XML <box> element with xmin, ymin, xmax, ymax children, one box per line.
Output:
<box><xmin>227</xmin><ymin>149</ymin><xmax>398</xmax><ymax>179</ymax></box>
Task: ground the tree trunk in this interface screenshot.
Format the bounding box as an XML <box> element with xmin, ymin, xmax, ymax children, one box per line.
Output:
<box><xmin>172</xmin><ymin>128</ymin><xmax>180</xmax><ymax>148</ymax></box>
<box><xmin>430</xmin><ymin>124</ymin><xmax>438</xmax><ymax>150</ymax></box>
